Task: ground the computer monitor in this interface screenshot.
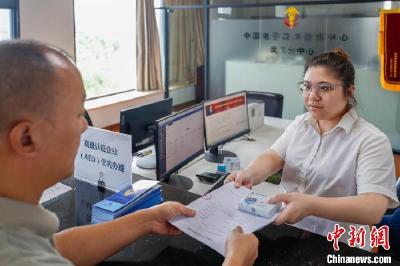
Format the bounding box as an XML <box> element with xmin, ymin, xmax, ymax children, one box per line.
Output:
<box><xmin>120</xmin><ymin>97</ymin><xmax>173</xmax><ymax>169</ymax></box>
<box><xmin>203</xmin><ymin>91</ymin><xmax>250</xmax><ymax>163</ymax></box>
<box><xmin>155</xmin><ymin>104</ymin><xmax>204</xmax><ymax>190</ymax></box>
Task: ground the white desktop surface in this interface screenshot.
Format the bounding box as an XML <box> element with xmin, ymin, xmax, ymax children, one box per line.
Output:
<box><xmin>132</xmin><ymin>116</ymin><xmax>291</xmax><ymax>196</ymax></box>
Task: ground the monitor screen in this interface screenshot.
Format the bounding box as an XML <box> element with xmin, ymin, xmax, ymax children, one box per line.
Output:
<box><xmin>120</xmin><ymin>98</ymin><xmax>172</xmax><ymax>154</ymax></box>
<box><xmin>156</xmin><ymin>104</ymin><xmax>204</xmax><ymax>181</ymax></box>
<box><xmin>204</xmin><ymin>91</ymin><xmax>250</xmax><ymax>149</ymax></box>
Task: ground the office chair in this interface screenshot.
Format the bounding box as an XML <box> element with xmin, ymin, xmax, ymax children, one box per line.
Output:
<box><xmin>247</xmin><ymin>91</ymin><xmax>284</xmax><ymax>118</ymax></box>
<box><xmin>84</xmin><ymin>109</ymin><xmax>93</xmax><ymax>126</ymax></box>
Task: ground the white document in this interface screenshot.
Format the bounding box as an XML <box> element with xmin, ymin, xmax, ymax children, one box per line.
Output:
<box><xmin>40</xmin><ymin>182</ymin><xmax>72</xmax><ymax>204</ymax></box>
<box><xmin>170</xmin><ymin>183</ymin><xmax>279</xmax><ymax>256</ymax></box>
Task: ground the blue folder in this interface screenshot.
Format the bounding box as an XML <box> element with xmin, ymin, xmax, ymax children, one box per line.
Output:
<box><xmin>91</xmin><ymin>180</ymin><xmax>163</xmax><ymax>224</ymax></box>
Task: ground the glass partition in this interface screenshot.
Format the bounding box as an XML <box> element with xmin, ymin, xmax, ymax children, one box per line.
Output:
<box><xmin>208</xmin><ymin>2</ymin><xmax>400</xmax><ymax>150</ymax></box>
<box><xmin>164</xmin><ymin>1</ymin><xmax>400</xmax><ymax>150</ymax></box>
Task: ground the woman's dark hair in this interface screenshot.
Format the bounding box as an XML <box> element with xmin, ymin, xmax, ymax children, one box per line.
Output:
<box><xmin>304</xmin><ymin>48</ymin><xmax>357</xmax><ymax>108</ymax></box>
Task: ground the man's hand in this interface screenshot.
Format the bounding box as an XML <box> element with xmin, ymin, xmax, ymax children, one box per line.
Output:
<box><xmin>148</xmin><ymin>201</ymin><xmax>195</xmax><ymax>235</ymax></box>
<box><xmin>224</xmin><ymin>226</ymin><xmax>259</xmax><ymax>266</ymax></box>
<box><xmin>268</xmin><ymin>193</ymin><xmax>315</xmax><ymax>225</ymax></box>
<box><xmin>224</xmin><ymin>171</ymin><xmax>253</xmax><ymax>189</ymax></box>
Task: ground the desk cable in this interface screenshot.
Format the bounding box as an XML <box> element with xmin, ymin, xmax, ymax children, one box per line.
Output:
<box><xmin>172</xmin><ymin>135</ymin><xmax>254</xmax><ymax>176</ymax></box>
<box><xmin>230</xmin><ymin>134</ymin><xmax>256</xmax><ymax>142</ymax></box>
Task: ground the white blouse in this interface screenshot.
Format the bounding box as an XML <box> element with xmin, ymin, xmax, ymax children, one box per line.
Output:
<box><xmin>271</xmin><ymin>109</ymin><xmax>399</xmax><ymax>243</ymax></box>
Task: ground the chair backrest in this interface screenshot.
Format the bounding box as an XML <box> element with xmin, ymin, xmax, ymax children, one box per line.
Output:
<box><xmin>247</xmin><ymin>91</ymin><xmax>284</xmax><ymax>118</ymax></box>
<box><xmin>84</xmin><ymin>109</ymin><xmax>93</xmax><ymax>127</ymax></box>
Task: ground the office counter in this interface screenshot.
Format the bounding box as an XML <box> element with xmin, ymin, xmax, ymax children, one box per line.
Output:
<box><xmin>132</xmin><ymin>116</ymin><xmax>291</xmax><ymax>196</ymax></box>
<box><xmin>42</xmin><ymin>116</ymin><xmax>398</xmax><ymax>264</ymax></box>
<box><xmin>44</xmin><ymin>179</ymin><xmax>398</xmax><ymax>266</ymax></box>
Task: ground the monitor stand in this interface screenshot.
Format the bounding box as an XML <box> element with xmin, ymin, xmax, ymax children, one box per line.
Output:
<box><xmin>163</xmin><ymin>175</ymin><xmax>193</xmax><ymax>191</ymax></box>
<box><xmin>205</xmin><ymin>146</ymin><xmax>237</xmax><ymax>163</ymax></box>
<box><xmin>136</xmin><ymin>154</ymin><xmax>156</xmax><ymax>169</ymax></box>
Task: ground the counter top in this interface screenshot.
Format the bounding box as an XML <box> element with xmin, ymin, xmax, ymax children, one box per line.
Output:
<box><xmin>44</xmin><ymin>178</ymin><xmax>399</xmax><ymax>265</ymax></box>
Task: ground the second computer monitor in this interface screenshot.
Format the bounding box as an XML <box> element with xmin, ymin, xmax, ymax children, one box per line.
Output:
<box><xmin>120</xmin><ymin>97</ymin><xmax>173</xmax><ymax>169</ymax></box>
<box><xmin>203</xmin><ymin>91</ymin><xmax>250</xmax><ymax>163</ymax></box>
<box><xmin>120</xmin><ymin>97</ymin><xmax>172</xmax><ymax>153</ymax></box>
<box><xmin>155</xmin><ymin>104</ymin><xmax>204</xmax><ymax>190</ymax></box>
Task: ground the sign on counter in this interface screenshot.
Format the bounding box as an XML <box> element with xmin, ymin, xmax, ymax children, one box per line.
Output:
<box><xmin>74</xmin><ymin>126</ymin><xmax>132</xmax><ymax>191</ymax></box>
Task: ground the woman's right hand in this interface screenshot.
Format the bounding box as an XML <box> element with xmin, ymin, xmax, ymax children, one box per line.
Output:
<box><xmin>224</xmin><ymin>170</ymin><xmax>253</xmax><ymax>189</ymax></box>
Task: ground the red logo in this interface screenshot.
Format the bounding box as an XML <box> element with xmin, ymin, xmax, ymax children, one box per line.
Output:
<box><xmin>370</xmin><ymin>225</ymin><xmax>390</xmax><ymax>250</ymax></box>
<box><xmin>327</xmin><ymin>224</ymin><xmax>390</xmax><ymax>251</ymax></box>
<box><xmin>327</xmin><ymin>224</ymin><xmax>346</xmax><ymax>251</ymax></box>
<box><xmin>348</xmin><ymin>225</ymin><xmax>366</xmax><ymax>248</ymax></box>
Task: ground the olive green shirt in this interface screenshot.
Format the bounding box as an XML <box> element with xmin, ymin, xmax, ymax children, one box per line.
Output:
<box><xmin>0</xmin><ymin>197</ymin><xmax>73</xmax><ymax>265</ymax></box>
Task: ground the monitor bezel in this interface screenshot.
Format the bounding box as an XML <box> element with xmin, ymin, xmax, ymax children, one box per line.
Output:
<box><xmin>155</xmin><ymin>104</ymin><xmax>204</xmax><ymax>181</ymax></box>
<box><xmin>203</xmin><ymin>90</ymin><xmax>250</xmax><ymax>150</ymax></box>
<box><xmin>119</xmin><ymin>97</ymin><xmax>173</xmax><ymax>154</ymax></box>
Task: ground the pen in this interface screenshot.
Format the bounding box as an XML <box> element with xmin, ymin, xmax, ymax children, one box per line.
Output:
<box><xmin>140</xmin><ymin>150</ymin><xmax>152</xmax><ymax>157</ymax></box>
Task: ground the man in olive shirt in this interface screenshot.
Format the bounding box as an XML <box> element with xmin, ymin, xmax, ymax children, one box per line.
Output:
<box><xmin>0</xmin><ymin>40</ymin><xmax>258</xmax><ymax>266</ymax></box>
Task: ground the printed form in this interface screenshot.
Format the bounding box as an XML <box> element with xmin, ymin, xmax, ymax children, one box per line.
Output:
<box><xmin>170</xmin><ymin>183</ymin><xmax>278</xmax><ymax>256</ymax></box>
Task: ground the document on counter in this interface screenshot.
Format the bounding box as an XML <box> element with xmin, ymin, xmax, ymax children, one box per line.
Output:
<box><xmin>170</xmin><ymin>182</ymin><xmax>279</xmax><ymax>256</ymax></box>
<box><xmin>40</xmin><ymin>182</ymin><xmax>72</xmax><ymax>204</ymax></box>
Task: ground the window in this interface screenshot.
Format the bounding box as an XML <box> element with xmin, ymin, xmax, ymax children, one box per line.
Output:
<box><xmin>0</xmin><ymin>0</ymin><xmax>19</xmax><ymax>40</ymax></box>
<box><xmin>0</xmin><ymin>9</ymin><xmax>12</xmax><ymax>40</ymax></box>
<box><xmin>74</xmin><ymin>0</ymin><xmax>136</xmax><ymax>99</ymax></box>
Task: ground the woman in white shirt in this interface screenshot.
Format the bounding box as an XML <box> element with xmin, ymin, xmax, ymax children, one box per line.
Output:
<box><xmin>225</xmin><ymin>48</ymin><xmax>399</xmax><ymax>240</ymax></box>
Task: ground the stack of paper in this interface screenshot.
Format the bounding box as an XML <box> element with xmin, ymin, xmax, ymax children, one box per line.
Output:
<box><xmin>91</xmin><ymin>180</ymin><xmax>162</xmax><ymax>224</ymax></box>
<box><xmin>170</xmin><ymin>183</ymin><xmax>280</xmax><ymax>256</ymax></box>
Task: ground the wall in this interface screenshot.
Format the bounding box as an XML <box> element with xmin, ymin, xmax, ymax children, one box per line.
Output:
<box><xmin>211</xmin><ymin>2</ymin><xmax>382</xmax><ymax>19</ymax></box>
<box><xmin>19</xmin><ymin>0</ymin><xmax>75</xmax><ymax>59</ymax></box>
<box><xmin>226</xmin><ymin>61</ymin><xmax>400</xmax><ymax>150</ymax></box>
<box><xmin>226</xmin><ymin>60</ymin><xmax>305</xmax><ymax>119</ymax></box>
<box><xmin>87</xmin><ymin>91</ymin><xmax>164</xmax><ymax>128</ymax></box>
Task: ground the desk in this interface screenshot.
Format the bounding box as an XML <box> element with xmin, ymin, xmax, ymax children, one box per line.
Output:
<box><xmin>43</xmin><ymin>178</ymin><xmax>398</xmax><ymax>265</ymax></box>
<box><xmin>132</xmin><ymin>116</ymin><xmax>291</xmax><ymax>196</ymax></box>
<box><xmin>43</xmin><ymin>117</ymin><xmax>399</xmax><ymax>264</ymax></box>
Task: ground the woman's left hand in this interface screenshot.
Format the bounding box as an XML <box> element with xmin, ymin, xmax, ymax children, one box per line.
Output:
<box><xmin>268</xmin><ymin>193</ymin><xmax>316</xmax><ymax>225</ymax></box>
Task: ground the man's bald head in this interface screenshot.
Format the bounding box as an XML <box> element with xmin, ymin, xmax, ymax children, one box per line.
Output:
<box><xmin>0</xmin><ymin>40</ymin><xmax>78</xmax><ymax>132</ymax></box>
